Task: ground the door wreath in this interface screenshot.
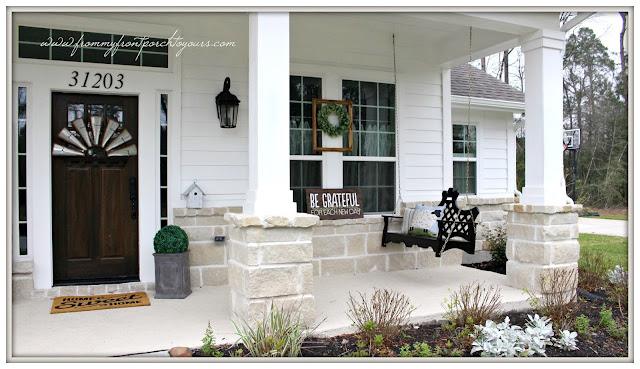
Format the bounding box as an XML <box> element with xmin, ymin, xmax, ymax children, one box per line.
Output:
<box><xmin>317</xmin><ymin>102</ymin><xmax>351</xmax><ymax>138</ymax></box>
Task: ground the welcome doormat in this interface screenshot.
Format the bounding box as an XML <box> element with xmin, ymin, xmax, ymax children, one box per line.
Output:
<box><xmin>50</xmin><ymin>292</ymin><xmax>150</xmax><ymax>314</ymax></box>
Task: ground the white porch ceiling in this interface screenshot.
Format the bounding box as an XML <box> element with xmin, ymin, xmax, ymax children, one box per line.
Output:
<box><xmin>291</xmin><ymin>12</ymin><xmax>558</xmax><ymax>67</ymax></box>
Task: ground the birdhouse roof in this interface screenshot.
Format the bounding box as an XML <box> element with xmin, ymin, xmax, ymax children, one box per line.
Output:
<box><xmin>182</xmin><ymin>182</ymin><xmax>205</xmax><ymax>196</ymax></box>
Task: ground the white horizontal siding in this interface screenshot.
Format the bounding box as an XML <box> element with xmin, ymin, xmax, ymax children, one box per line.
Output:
<box><xmin>182</xmin><ymin>137</ymin><xmax>248</xmax><ymax>152</ymax></box>
<box><xmin>182</xmin><ymin>122</ymin><xmax>244</xmax><ymax>138</ymax></box>
<box><xmin>402</xmin><ymin>118</ymin><xmax>442</xmax><ymax>131</ymax></box>
<box><xmin>403</xmin><ymin>106</ymin><xmax>443</xmax><ymax>120</ymax></box>
<box><xmin>481</xmin><ymin>168</ymin><xmax>508</xmax><ymax>179</ymax></box>
<box><xmin>180</xmin><ymin>16</ymin><xmax>250</xmax><ymax>208</ymax></box>
<box><xmin>180</xmin><ymin>179</ymin><xmax>248</xmax><ymax>196</ymax></box>
<box><xmin>396</xmin><ymin>56</ymin><xmax>444</xmax><ymax>202</ymax></box>
<box><xmin>403</xmin><ymin>129</ymin><xmax>443</xmax><ymax>143</ymax></box>
<box><xmin>484</xmin><ymin>158</ymin><xmax>507</xmax><ymax>169</ymax></box>
<box><xmin>400</xmin><ymin>81</ymin><xmax>442</xmax><ymax>95</ymax></box>
<box><xmin>182</xmin><ymin>165</ymin><xmax>248</xmax><ymax>180</ymax></box>
<box><xmin>403</xmin><ymin>142</ymin><xmax>443</xmax><ymax>155</ymax></box>
<box><xmin>404</xmin><ymin>153</ymin><xmax>443</xmax><ymax>167</ymax></box>
<box><xmin>404</xmin><ymin>166</ymin><xmax>443</xmax><ymax>179</ymax></box>
<box><xmin>403</xmin><ymin>94</ymin><xmax>443</xmax><ymax>108</ymax></box>
<box><xmin>483</xmin><ymin>148</ymin><xmax>508</xmax><ymax>160</ymax></box>
<box><xmin>405</xmin><ymin>178</ymin><xmax>444</xmax><ymax>191</ymax></box>
<box><xmin>182</xmin><ymin>150</ymin><xmax>248</xmax><ymax>166</ymax></box>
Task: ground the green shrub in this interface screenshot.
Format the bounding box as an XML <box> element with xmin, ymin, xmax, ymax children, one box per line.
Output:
<box><xmin>574</xmin><ymin>314</ymin><xmax>590</xmax><ymax>335</ymax></box>
<box><xmin>399</xmin><ymin>341</ymin><xmax>461</xmax><ymax>357</ymax></box>
<box><xmin>347</xmin><ymin>340</ymin><xmax>370</xmax><ymax>357</ymax></box>
<box><xmin>599</xmin><ymin>305</ymin><xmax>626</xmax><ymax>339</ymax></box>
<box><xmin>483</xmin><ymin>224</ymin><xmax>507</xmax><ymax>264</ymax></box>
<box><xmin>153</xmin><ymin>225</ymin><xmax>189</xmax><ymax>254</ymax></box>
<box><xmin>400</xmin><ymin>342</ymin><xmax>435</xmax><ymax>357</ymax></box>
<box><xmin>231</xmin><ymin>301</ymin><xmax>311</xmax><ymax>357</ymax></box>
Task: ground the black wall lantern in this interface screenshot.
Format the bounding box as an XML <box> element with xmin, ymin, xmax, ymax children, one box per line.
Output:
<box><xmin>215</xmin><ymin>77</ymin><xmax>241</xmax><ymax>128</ymax></box>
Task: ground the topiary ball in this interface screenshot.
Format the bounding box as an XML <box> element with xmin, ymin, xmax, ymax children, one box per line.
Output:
<box><xmin>153</xmin><ymin>225</ymin><xmax>189</xmax><ymax>254</ymax></box>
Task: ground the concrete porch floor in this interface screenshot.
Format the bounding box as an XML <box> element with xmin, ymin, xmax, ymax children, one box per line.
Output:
<box><xmin>11</xmin><ymin>266</ymin><xmax>529</xmax><ymax>358</ymax></box>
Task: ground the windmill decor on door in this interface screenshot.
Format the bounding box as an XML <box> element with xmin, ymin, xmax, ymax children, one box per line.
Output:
<box><xmin>52</xmin><ymin>116</ymin><xmax>137</xmax><ymax>158</ymax></box>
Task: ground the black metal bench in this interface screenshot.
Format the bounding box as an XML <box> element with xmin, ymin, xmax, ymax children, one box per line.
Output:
<box><xmin>381</xmin><ymin>188</ymin><xmax>479</xmax><ymax>257</ymax></box>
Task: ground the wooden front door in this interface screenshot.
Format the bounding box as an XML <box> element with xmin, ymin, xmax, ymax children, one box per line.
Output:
<box><xmin>52</xmin><ymin>93</ymin><xmax>139</xmax><ymax>285</ymax></box>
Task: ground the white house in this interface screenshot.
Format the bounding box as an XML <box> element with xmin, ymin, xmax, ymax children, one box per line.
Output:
<box><xmin>10</xmin><ymin>10</ymin><xmax>579</xmax><ymax>323</ymax></box>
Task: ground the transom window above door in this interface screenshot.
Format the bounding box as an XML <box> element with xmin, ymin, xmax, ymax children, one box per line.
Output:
<box><xmin>18</xmin><ymin>26</ymin><xmax>169</xmax><ymax>68</ymax></box>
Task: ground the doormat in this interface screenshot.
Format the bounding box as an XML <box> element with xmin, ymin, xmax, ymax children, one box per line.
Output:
<box><xmin>50</xmin><ymin>292</ymin><xmax>150</xmax><ymax>314</ymax></box>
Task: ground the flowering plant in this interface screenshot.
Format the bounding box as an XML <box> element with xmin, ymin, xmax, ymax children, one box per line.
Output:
<box><xmin>607</xmin><ymin>265</ymin><xmax>628</xmax><ymax>285</ymax></box>
<box><xmin>470</xmin><ymin>314</ymin><xmax>578</xmax><ymax>357</ymax></box>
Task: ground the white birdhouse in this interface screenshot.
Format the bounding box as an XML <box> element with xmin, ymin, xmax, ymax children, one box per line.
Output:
<box><xmin>182</xmin><ymin>182</ymin><xmax>205</xmax><ymax>209</ymax></box>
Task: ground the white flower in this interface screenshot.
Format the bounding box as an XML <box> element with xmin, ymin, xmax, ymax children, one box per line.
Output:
<box><xmin>607</xmin><ymin>265</ymin><xmax>628</xmax><ymax>285</ymax></box>
<box><xmin>553</xmin><ymin>330</ymin><xmax>579</xmax><ymax>351</ymax></box>
<box><xmin>470</xmin><ymin>314</ymin><xmax>565</xmax><ymax>357</ymax></box>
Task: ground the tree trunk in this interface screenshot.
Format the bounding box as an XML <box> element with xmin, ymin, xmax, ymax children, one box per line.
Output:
<box><xmin>503</xmin><ymin>50</ymin><xmax>510</xmax><ymax>84</ymax></box>
<box><xmin>619</xmin><ymin>12</ymin><xmax>628</xmax><ymax>104</ymax></box>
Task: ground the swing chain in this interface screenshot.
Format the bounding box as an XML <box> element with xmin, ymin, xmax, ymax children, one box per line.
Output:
<box><xmin>393</xmin><ymin>33</ymin><xmax>403</xmax><ymax>214</ymax></box>
<box><xmin>465</xmin><ymin>26</ymin><xmax>477</xmax><ymax>235</ymax></box>
<box><xmin>442</xmin><ymin>26</ymin><xmax>476</xmax><ymax>252</ymax></box>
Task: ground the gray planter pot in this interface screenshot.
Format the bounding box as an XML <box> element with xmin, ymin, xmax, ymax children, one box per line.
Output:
<box><xmin>153</xmin><ymin>250</ymin><xmax>191</xmax><ymax>299</ymax></box>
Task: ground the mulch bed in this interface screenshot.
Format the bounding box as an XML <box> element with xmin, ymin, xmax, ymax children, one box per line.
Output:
<box><xmin>462</xmin><ymin>261</ymin><xmax>506</xmax><ymax>275</ymax></box>
<box><xmin>191</xmin><ymin>263</ymin><xmax>628</xmax><ymax>358</ymax></box>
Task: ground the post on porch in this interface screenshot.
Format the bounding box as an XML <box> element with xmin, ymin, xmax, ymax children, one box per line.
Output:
<box><xmin>225</xmin><ymin>12</ymin><xmax>319</xmax><ymax>325</ymax></box>
<box><xmin>505</xmin><ymin>29</ymin><xmax>582</xmax><ymax>294</ymax></box>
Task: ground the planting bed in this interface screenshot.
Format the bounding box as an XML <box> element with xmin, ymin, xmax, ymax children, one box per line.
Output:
<box><xmin>191</xmin><ymin>291</ymin><xmax>627</xmax><ymax>358</ymax></box>
<box><xmin>189</xmin><ymin>260</ymin><xmax>628</xmax><ymax>358</ymax></box>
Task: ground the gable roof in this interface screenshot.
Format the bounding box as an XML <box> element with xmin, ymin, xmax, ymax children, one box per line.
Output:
<box><xmin>451</xmin><ymin>65</ymin><xmax>525</xmax><ymax>103</ymax></box>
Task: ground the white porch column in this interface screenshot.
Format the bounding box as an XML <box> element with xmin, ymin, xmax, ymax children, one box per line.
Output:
<box><xmin>519</xmin><ymin>29</ymin><xmax>567</xmax><ymax>206</ymax></box>
<box><xmin>228</xmin><ymin>13</ymin><xmax>319</xmax><ymax>326</ymax></box>
<box><xmin>244</xmin><ymin>12</ymin><xmax>296</xmax><ymax>216</ymax></box>
<box><xmin>506</xmin><ymin>29</ymin><xmax>581</xmax><ymax>295</ymax></box>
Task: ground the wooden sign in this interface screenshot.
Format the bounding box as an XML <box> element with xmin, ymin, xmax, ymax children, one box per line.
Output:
<box><xmin>305</xmin><ymin>188</ymin><xmax>364</xmax><ymax>220</ymax></box>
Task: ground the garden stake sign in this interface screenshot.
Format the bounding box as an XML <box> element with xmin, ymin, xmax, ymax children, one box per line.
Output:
<box><xmin>312</xmin><ymin>98</ymin><xmax>353</xmax><ymax>152</ymax></box>
<box><xmin>305</xmin><ymin>188</ymin><xmax>363</xmax><ymax>220</ymax></box>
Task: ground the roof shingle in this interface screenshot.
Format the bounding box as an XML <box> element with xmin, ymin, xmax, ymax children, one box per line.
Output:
<box><xmin>451</xmin><ymin>65</ymin><xmax>524</xmax><ymax>103</ymax></box>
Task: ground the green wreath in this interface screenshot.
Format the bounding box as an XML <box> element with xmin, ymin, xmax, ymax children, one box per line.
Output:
<box><xmin>317</xmin><ymin>103</ymin><xmax>351</xmax><ymax>137</ymax></box>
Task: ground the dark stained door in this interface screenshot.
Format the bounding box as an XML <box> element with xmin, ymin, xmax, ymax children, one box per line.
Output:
<box><xmin>52</xmin><ymin>93</ymin><xmax>139</xmax><ymax>285</ymax></box>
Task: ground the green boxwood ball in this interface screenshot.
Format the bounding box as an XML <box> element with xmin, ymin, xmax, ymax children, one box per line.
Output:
<box><xmin>153</xmin><ymin>225</ymin><xmax>189</xmax><ymax>254</ymax></box>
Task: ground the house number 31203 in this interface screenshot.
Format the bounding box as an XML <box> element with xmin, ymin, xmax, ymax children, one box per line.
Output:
<box><xmin>69</xmin><ymin>71</ymin><xmax>124</xmax><ymax>89</ymax></box>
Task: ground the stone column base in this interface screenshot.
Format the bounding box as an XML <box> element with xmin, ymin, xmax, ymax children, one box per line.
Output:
<box><xmin>225</xmin><ymin>213</ymin><xmax>319</xmax><ymax>325</ymax></box>
<box><xmin>503</xmin><ymin>203</ymin><xmax>581</xmax><ymax>294</ymax></box>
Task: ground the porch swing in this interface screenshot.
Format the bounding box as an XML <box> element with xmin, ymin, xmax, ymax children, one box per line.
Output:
<box><xmin>381</xmin><ymin>28</ymin><xmax>480</xmax><ymax>257</ymax></box>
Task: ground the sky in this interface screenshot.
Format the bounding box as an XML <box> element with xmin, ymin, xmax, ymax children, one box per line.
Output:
<box><xmin>574</xmin><ymin>12</ymin><xmax>626</xmax><ymax>67</ymax></box>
